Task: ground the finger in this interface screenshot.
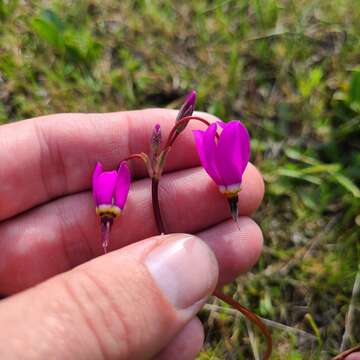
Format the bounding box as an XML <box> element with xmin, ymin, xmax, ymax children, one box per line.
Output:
<box><xmin>0</xmin><ymin>165</ymin><xmax>263</xmax><ymax>294</ymax></box>
<box><xmin>0</xmin><ymin>109</ymin><xmax>218</xmax><ymax>220</ymax></box>
<box><xmin>0</xmin><ymin>234</ymin><xmax>218</xmax><ymax>360</ymax></box>
<box><xmin>198</xmin><ymin>218</ymin><xmax>263</xmax><ymax>286</ymax></box>
<box><xmin>154</xmin><ymin>317</ymin><xmax>204</xmax><ymax>360</ymax></box>
<box><xmin>347</xmin><ymin>353</ymin><xmax>360</xmax><ymax>360</ymax></box>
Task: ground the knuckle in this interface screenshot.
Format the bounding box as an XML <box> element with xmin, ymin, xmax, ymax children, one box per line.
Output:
<box><xmin>61</xmin><ymin>270</ymin><xmax>131</xmax><ymax>359</ymax></box>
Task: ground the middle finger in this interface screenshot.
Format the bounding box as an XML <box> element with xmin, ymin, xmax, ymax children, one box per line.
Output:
<box><xmin>0</xmin><ymin>164</ymin><xmax>264</xmax><ymax>294</ymax></box>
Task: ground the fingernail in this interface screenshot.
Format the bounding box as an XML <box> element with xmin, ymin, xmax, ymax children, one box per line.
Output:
<box><xmin>145</xmin><ymin>234</ymin><xmax>218</xmax><ymax>309</ymax></box>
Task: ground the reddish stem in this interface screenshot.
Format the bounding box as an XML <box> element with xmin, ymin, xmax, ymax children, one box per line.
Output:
<box><xmin>151</xmin><ymin>177</ymin><xmax>165</xmax><ymax>234</ymax></box>
<box><xmin>133</xmin><ymin>115</ymin><xmax>273</xmax><ymax>359</ymax></box>
<box><xmin>121</xmin><ymin>153</ymin><xmax>148</xmax><ymax>164</ymax></box>
<box><xmin>214</xmin><ymin>290</ymin><xmax>273</xmax><ymax>360</ymax></box>
<box><xmin>164</xmin><ymin>115</ymin><xmax>213</xmax><ymax>148</ymax></box>
<box><xmin>150</xmin><ymin>115</ymin><xmax>214</xmax><ymax>234</ymax></box>
<box><xmin>333</xmin><ymin>345</ymin><xmax>360</xmax><ymax>360</ymax></box>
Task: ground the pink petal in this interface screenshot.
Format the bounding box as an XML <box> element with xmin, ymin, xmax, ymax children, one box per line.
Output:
<box><xmin>92</xmin><ymin>162</ymin><xmax>103</xmax><ymax>182</ymax></box>
<box><xmin>232</xmin><ymin>120</ymin><xmax>250</xmax><ymax>173</ymax></box>
<box><xmin>93</xmin><ymin>168</ymin><xmax>118</xmax><ymax>206</ymax></box>
<box><xmin>217</xmin><ymin>120</ymin><xmax>226</xmax><ymax>129</ymax></box>
<box><xmin>193</xmin><ymin>123</ymin><xmax>222</xmax><ymax>185</ymax></box>
<box><xmin>92</xmin><ymin>162</ymin><xmax>103</xmax><ymax>204</ymax></box>
<box><xmin>115</xmin><ymin>162</ymin><xmax>131</xmax><ymax>209</ymax></box>
<box><xmin>215</xmin><ymin>120</ymin><xmax>250</xmax><ymax>186</ymax></box>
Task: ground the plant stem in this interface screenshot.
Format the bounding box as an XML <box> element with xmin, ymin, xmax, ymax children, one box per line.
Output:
<box><xmin>165</xmin><ymin>115</ymin><xmax>213</xmax><ymax>148</ymax></box>
<box><xmin>340</xmin><ymin>269</ymin><xmax>360</xmax><ymax>351</ymax></box>
<box><xmin>151</xmin><ymin>176</ymin><xmax>165</xmax><ymax>234</ymax></box>
<box><xmin>214</xmin><ymin>290</ymin><xmax>273</xmax><ymax>360</ymax></box>
<box><xmin>149</xmin><ymin>116</ymin><xmax>273</xmax><ymax>358</ymax></box>
<box><xmin>151</xmin><ymin>115</ymin><xmax>213</xmax><ymax>234</ymax></box>
<box><xmin>333</xmin><ymin>344</ymin><xmax>360</xmax><ymax>360</ymax></box>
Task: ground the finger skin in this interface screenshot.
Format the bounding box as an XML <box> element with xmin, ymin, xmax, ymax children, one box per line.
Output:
<box><xmin>0</xmin><ymin>109</ymin><xmax>218</xmax><ymax>220</ymax></box>
<box><xmin>198</xmin><ymin>218</ymin><xmax>263</xmax><ymax>286</ymax></box>
<box><xmin>347</xmin><ymin>353</ymin><xmax>360</xmax><ymax>360</ymax></box>
<box><xmin>0</xmin><ymin>165</ymin><xmax>264</xmax><ymax>294</ymax></box>
<box><xmin>0</xmin><ymin>234</ymin><xmax>218</xmax><ymax>360</ymax></box>
<box><xmin>154</xmin><ymin>317</ymin><xmax>204</xmax><ymax>360</ymax></box>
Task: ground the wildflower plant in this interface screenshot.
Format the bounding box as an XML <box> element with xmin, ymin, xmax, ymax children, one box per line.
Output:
<box><xmin>92</xmin><ymin>90</ymin><xmax>272</xmax><ymax>359</ymax></box>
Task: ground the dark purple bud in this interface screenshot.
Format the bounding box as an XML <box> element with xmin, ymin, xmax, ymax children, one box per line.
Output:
<box><xmin>175</xmin><ymin>90</ymin><xmax>197</xmax><ymax>133</ymax></box>
<box><xmin>151</xmin><ymin>123</ymin><xmax>161</xmax><ymax>155</ymax></box>
<box><xmin>150</xmin><ymin>123</ymin><xmax>162</xmax><ymax>168</ymax></box>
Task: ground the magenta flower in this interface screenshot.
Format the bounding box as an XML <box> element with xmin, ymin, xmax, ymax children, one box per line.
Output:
<box><xmin>92</xmin><ymin>161</ymin><xmax>131</xmax><ymax>252</ymax></box>
<box><xmin>92</xmin><ymin>161</ymin><xmax>131</xmax><ymax>216</ymax></box>
<box><xmin>193</xmin><ymin>120</ymin><xmax>250</xmax><ymax>222</ymax></box>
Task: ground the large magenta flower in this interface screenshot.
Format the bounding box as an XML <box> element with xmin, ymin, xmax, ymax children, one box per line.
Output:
<box><xmin>92</xmin><ymin>161</ymin><xmax>131</xmax><ymax>252</ymax></box>
<box><xmin>193</xmin><ymin>120</ymin><xmax>250</xmax><ymax>222</ymax></box>
<box><xmin>92</xmin><ymin>161</ymin><xmax>131</xmax><ymax>216</ymax></box>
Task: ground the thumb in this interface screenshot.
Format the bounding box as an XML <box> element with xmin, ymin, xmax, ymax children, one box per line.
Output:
<box><xmin>0</xmin><ymin>234</ymin><xmax>218</xmax><ymax>360</ymax></box>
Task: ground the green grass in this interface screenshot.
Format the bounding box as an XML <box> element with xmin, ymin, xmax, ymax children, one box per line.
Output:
<box><xmin>1</xmin><ymin>0</ymin><xmax>359</xmax><ymax>358</ymax></box>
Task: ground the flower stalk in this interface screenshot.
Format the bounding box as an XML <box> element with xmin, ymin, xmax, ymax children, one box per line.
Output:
<box><xmin>333</xmin><ymin>345</ymin><xmax>360</xmax><ymax>360</ymax></box>
<box><xmin>214</xmin><ymin>290</ymin><xmax>272</xmax><ymax>360</ymax></box>
<box><xmin>91</xmin><ymin>90</ymin><xmax>272</xmax><ymax>359</ymax></box>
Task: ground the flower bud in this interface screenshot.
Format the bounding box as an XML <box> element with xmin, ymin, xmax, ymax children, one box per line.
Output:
<box><xmin>175</xmin><ymin>90</ymin><xmax>196</xmax><ymax>133</ymax></box>
<box><xmin>151</xmin><ymin>123</ymin><xmax>161</xmax><ymax>154</ymax></box>
<box><xmin>150</xmin><ymin>123</ymin><xmax>162</xmax><ymax>167</ymax></box>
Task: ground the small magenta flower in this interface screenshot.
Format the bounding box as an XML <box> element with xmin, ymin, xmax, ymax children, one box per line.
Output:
<box><xmin>193</xmin><ymin>120</ymin><xmax>250</xmax><ymax>223</ymax></box>
<box><xmin>92</xmin><ymin>161</ymin><xmax>131</xmax><ymax>252</ymax></box>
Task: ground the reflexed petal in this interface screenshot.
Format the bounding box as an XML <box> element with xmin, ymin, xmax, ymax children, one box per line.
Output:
<box><xmin>193</xmin><ymin>123</ymin><xmax>222</xmax><ymax>185</ymax></box>
<box><xmin>235</xmin><ymin>120</ymin><xmax>250</xmax><ymax>173</ymax></box>
<box><xmin>217</xmin><ymin>121</ymin><xmax>226</xmax><ymax>129</ymax></box>
<box><xmin>93</xmin><ymin>170</ymin><xmax>118</xmax><ymax>206</ymax></box>
<box><xmin>92</xmin><ymin>162</ymin><xmax>103</xmax><ymax>182</ymax></box>
<box><xmin>215</xmin><ymin>121</ymin><xmax>250</xmax><ymax>186</ymax></box>
<box><xmin>92</xmin><ymin>162</ymin><xmax>103</xmax><ymax>204</ymax></box>
<box><xmin>115</xmin><ymin>161</ymin><xmax>131</xmax><ymax>209</ymax></box>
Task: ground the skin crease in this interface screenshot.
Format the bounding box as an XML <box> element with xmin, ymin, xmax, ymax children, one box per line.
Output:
<box><xmin>0</xmin><ymin>109</ymin><xmax>265</xmax><ymax>359</ymax></box>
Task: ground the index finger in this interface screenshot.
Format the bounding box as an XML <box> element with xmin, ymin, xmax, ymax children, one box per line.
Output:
<box><xmin>0</xmin><ymin>109</ymin><xmax>218</xmax><ymax>220</ymax></box>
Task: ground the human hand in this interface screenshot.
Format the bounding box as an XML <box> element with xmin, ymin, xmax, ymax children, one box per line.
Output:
<box><xmin>0</xmin><ymin>109</ymin><xmax>264</xmax><ymax>359</ymax></box>
<box><xmin>347</xmin><ymin>353</ymin><xmax>360</xmax><ymax>359</ymax></box>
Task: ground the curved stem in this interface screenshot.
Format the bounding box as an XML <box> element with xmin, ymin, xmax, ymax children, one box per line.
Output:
<box><xmin>151</xmin><ymin>116</ymin><xmax>214</xmax><ymax>234</ymax></box>
<box><xmin>122</xmin><ymin>153</ymin><xmax>148</xmax><ymax>163</ymax></box>
<box><xmin>165</xmin><ymin>115</ymin><xmax>213</xmax><ymax>148</ymax></box>
<box><xmin>333</xmin><ymin>345</ymin><xmax>360</xmax><ymax>360</ymax></box>
<box><xmin>121</xmin><ymin>152</ymin><xmax>153</xmax><ymax>178</ymax></box>
<box><xmin>149</xmin><ymin>116</ymin><xmax>272</xmax><ymax>357</ymax></box>
<box><xmin>214</xmin><ymin>290</ymin><xmax>272</xmax><ymax>360</ymax></box>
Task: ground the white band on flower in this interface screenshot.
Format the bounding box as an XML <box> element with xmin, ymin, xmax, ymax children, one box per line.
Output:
<box><xmin>219</xmin><ymin>183</ymin><xmax>241</xmax><ymax>196</ymax></box>
<box><xmin>96</xmin><ymin>204</ymin><xmax>121</xmax><ymax>217</ymax></box>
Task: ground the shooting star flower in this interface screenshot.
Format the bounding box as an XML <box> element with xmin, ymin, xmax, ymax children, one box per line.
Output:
<box><xmin>193</xmin><ymin>120</ymin><xmax>250</xmax><ymax>224</ymax></box>
<box><xmin>92</xmin><ymin>161</ymin><xmax>130</xmax><ymax>252</ymax></box>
